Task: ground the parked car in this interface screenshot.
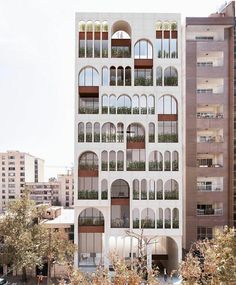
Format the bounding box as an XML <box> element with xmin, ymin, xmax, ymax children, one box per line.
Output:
<box><xmin>0</xmin><ymin>278</ymin><xmax>8</xmax><ymax>285</ymax></box>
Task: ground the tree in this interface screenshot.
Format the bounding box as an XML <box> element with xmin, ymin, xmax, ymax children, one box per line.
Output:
<box><xmin>0</xmin><ymin>189</ymin><xmax>47</xmax><ymax>281</ymax></box>
<box><xmin>179</xmin><ymin>226</ymin><xmax>236</xmax><ymax>285</ymax></box>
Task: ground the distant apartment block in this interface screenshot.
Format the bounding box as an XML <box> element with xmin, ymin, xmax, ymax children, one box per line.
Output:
<box><xmin>0</xmin><ymin>151</ymin><xmax>44</xmax><ymax>212</ymax></box>
<box><xmin>27</xmin><ymin>171</ymin><xmax>74</xmax><ymax>207</ymax></box>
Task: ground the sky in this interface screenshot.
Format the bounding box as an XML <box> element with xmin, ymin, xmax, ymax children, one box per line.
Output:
<box><xmin>0</xmin><ymin>0</ymin><xmax>228</xmax><ymax>179</ymax></box>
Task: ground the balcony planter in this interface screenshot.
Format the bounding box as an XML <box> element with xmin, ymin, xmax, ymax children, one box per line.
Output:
<box><xmin>86</xmin><ymin>133</ymin><xmax>92</xmax><ymax>142</ymax></box>
<box><xmin>173</xmin><ymin>220</ymin><xmax>179</xmax><ymax>229</ymax></box>
<box><xmin>102</xmin><ymin>134</ymin><xmax>116</xmax><ymax>143</ymax></box>
<box><xmin>172</xmin><ymin>160</ymin><xmax>179</xmax><ymax>171</ymax></box>
<box><xmin>117</xmin><ymin>134</ymin><xmax>124</xmax><ymax>143</ymax></box>
<box><xmin>101</xmin><ymin>161</ymin><xmax>108</xmax><ymax>171</ymax></box>
<box><xmin>149</xmin><ymin>134</ymin><xmax>155</xmax><ymax>143</ymax></box>
<box><xmin>109</xmin><ymin>107</ymin><xmax>116</xmax><ymax>114</ymax></box>
<box><xmin>117</xmin><ymin>161</ymin><xmax>124</xmax><ymax>171</ymax></box>
<box><xmin>109</xmin><ymin>161</ymin><xmax>116</xmax><ymax>171</ymax></box>
<box><xmin>149</xmin><ymin>161</ymin><xmax>163</xmax><ymax>171</ymax></box>
<box><xmin>117</xmin><ymin>107</ymin><xmax>131</xmax><ymax>114</ymax></box>
<box><xmin>164</xmin><ymin>76</ymin><xmax>178</xmax><ymax>86</ymax></box>
<box><xmin>156</xmin><ymin>219</ymin><xmax>163</xmax><ymax>228</ymax></box>
<box><xmin>164</xmin><ymin>161</ymin><xmax>171</xmax><ymax>171</ymax></box>
<box><xmin>102</xmin><ymin>106</ymin><xmax>108</xmax><ymax>114</ymax></box>
<box><xmin>156</xmin><ymin>191</ymin><xmax>163</xmax><ymax>200</ymax></box>
<box><xmin>79</xmin><ymin>107</ymin><xmax>99</xmax><ymax>114</ymax></box>
<box><xmin>141</xmin><ymin>191</ymin><xmax>147</xmax><ymax>200</ymax></box>
<box><xmin>78</xmin><ymin>190</ymin><xmax>98</xmax><ymax>200</ymax></box>
<box><xmin>141</xmin><ymin>219</ymin><xmax>155</xmax><ymax>229</ymax></box>
<box><xmin>127</xmin><ymin>161</ymin><xmax>145</xmax><ymax>171</ymax></box>
<box><xmin>149</xmin><ymin>191</ymin><xmax>155</xmax><ymax>200</ymax></box>
<box><xmin>133</xmin><ymin>107</ymin><xmax>139</xmax><ymax>114</ymax></box>
<box><xmin>94</xmin><ymin>133</ymin><xmax>100</xmax><ymax>142</ymax></box>
<box><xmin>134</xmin><ymin>77</ymin><xmax>153</xmax><ymax>86</ymax></box>
<box><xmin>158</xmin><ymin>134</ymin><xmax>178</xmax><ymax>143</ymax></box>
<box><xmin>164</xmin><ymin>190</ymin><xmax>179</xmax><ymax>200</ymax></box>
<box><xmin>165</xmin><ymin>220</ymin><xmax>171</xmax><ymax>229</ymax></box>
<box><xmin>133</xmin><ymin>219</ymin><xmax>140</xmax><ymax>229</ymax></box>
<box><xmin>133</xmin><ymin>190</ymin><xmax>139</xmax><ymax>200</ymax></box>
<box><xmin>78</xmin><ymin>133</ymin><xmax>84</xmax><ymax>142</ymax></box>
<box><xmin>148</xmin><ymin>107</ymin><xmax>155</xmax><ymax>114</ymax></box>
<box><xmin>101</xmin><ymin>190</ymin><xmax>108</xmax><ymax>200</ymax></box>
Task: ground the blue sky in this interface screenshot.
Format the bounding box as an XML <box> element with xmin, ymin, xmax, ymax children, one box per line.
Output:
<box><xmin>0</xmin><ymin>0</ymin><xmax>226</xmax><ymax>179</ymax></box>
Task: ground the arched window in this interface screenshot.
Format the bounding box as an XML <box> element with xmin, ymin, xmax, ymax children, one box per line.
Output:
<box><xmin>86</xmin><ymin>21</ymin><xmax>93</xmax><ymax>57</ymax></box>
<box><xmin>133</xmin><ymin>179</ymin><xmax>139</xmax><ymax>200</ymax></box>
<box><xmin>102</xmin><ymin>21</ymin><xmax>108</xmax><ymax>58</ymax></box>
<box><xmin>117</xmin><ymin>95</ymin><xmax>131</xmax><ymax>114</ymax></box>
<box><xmin>79</xmin><ymin>152</ymin><xmax>98</xmax><ymax>171</ymax></box>
<box><xmin>149</xmin><ymin>180</ymin><xmax>155</xmax><ymax>200</ymax></box>
<box><xmin>134</xmin><ymin>39</ymin><xmax>153</xmax><ymax>59</ymax></box>
<box><xmin>79</xmin><ymin>21</ymin><xmax>86</xmax><ymax>32</ymax></box>
<box><xmin>127</xmin><ymin>123</ymin><xmax>145</xmax><ymax>144</ymax></box>
<box><xmin>156</xmin><ymin>21</ymin><xmax>162</xmax><ymax>31</ymax></box>
<box><xmin>101</xmin><ymin>151</ymin><xmax>108</xmax><ymax>171</ymax></box>
<box><xmin>79</xmin><ymin>67</ymin><xmax>99</xmax><ymax>86</ymax></box>
<box><xmin>102</xmin><ymin>94</ymin><xmax>108</xmax><ymax>114</ymax></box>
<box><xmin>86</xmin><ymin>122</ymin><xmax>92</xmax><ymax>142</ymax></box>
<box><xmin>158</xmin><ymin>95</ymin><xmax>178</xmax><ymax>143</ymax></box>
<box><xmin>79</xmin><ymin>21</ymin><xmax>86</xmax><ymax>57</ymax></box>
<box><xmin>78</xmin><ymin>122</ymin><xmax>84</xmax><ymax>142</ymax></box>
<box><xmin>158</xmin><ymin>95</ymin><xmax>177</xmax><ymax>114</ymax></box>
<box><xmin>164</xmin><ymin>179</ymin><xmax>179</xmax><ymax>200</ymax></box>
<box><xmin>117</xmin><ymin>151</ymin><xmax>124</xmax><ymax>171</ymax></box>
<box><xmin>117</xmin><ymin>66</ymin><xmax>124</xmax><ymax>86</ymax></box>
<box><xmin>171</xmin><ymin>21</ymin><xmax>177</xmax><ymax>31</ymax></box>
<box><xmin>125</xmin><ymin>67</ymin><xmax>131</xmax><ymax>86</ymax></box>
<box><xmin>172</xmin><ymin>151</ymin><xmax>179</xmax><ymax>171</ymax></box>
<box><xmin>156</xmin><ymin>208</ymin><xmax>163</xmax><ymax>228</ymax></box>
<box><xmin>102</xmin><ymin>67</ymin><xmax>109</xmax><ymax>86</ymax></box>
<box><xmin>140</xmin><ymin>95</ymin><xmax>147</xmax><ymax>114</ymax></box>
<box><xmin>132</xmin><ymin>95</ymin><xmax>139</xmax><ymax>114</ymax></box>
<box><xmin>94</xmin><ymin>122</ymin><xmax>100</xmax><ymax>142</ymax></box>
<box><xmin>163</xmin><ymin>22</ymin><xmax>170</xmax><ymax>58</ymax></box>
<box><xmin>148</xmin><ymin>95</ymin><xmax>155</xmax><ymax>114</ymax></box>
<box><xmin>156</xmin><ymin>179</ymin><xmax>163</xmax><ymax>200</ymax></box>
<box><xmin>101</xmin><ymin>179</ymin><xmax>108</xmax><ymax>200</ymax></box>
<box><xmin>164</xmin><ymin>208</ymin><xmax>171</xmax><ymax>228</ymax></box>
<box><xmin>111</xmin><ymin>21</ymin><xmax>131</xmax><ymax>58</ymax></box>
<box><xmin>141</xmin><ymin>179</ymin><xmax>147</xmax><ymax>200</ymax></box>
<box><xmin>133</xmin><ymin>209</ymin><xmax>139</xmax><ymax>228</ymax></box>
<box><xmin>109</xmin><ymin>151</ymin><xmax>116</xmax><ymax>171</ymax></box>
<box><xmin>94</xmin><ymin>21</ymin><xmax>101</xmax><ymax>32</ymax></box>
<box><xmin>172</xmin><ymin>208</ymin><xmax>179</xmax><ymax>228</ymax></box>
<box><xmin>149</xmin><ymin>122</ymin><xmax>155</xmax><ymax>143</ymax></box>
<box><xmin>164</xmin><ymin>67</ymin><xmax>178</xmax><ymax>86</ymax></box>
<box><xmin>117</xmin><ymin>122</ymin><xmax>124</xmax><ymax>142</ymax></box>
<box><xmin>164</xmin><ymin>151</ymin><xmax>171</xmax><ymax>171</ymax></box>
<box><xmin>170</xmin><ymin>22</ymin><xmax>178</xmax><ymax>58</ymax></box>
<box><xmin>109</xmin><ymin>94</ymin><xmax>116</xmax><ymax>114</ymax></box>
<box><xmin>141</xmin><ymin>208</ymin><xmax>155</xmax><ymax>228</ymax></box>
<box><xmin>156</xmin><ymin>66</ymin><xmax>162</xmax><ymax>86</ymax></box>
<box><xmin>78</xmin><ymin>208</ymin><xmax>104</xmax><ymax>225</ymax></box>
<box><xmin>102</xmin><ymin>123</ymin><xmax>116</xmax><ymax>142</ymax></box>
<box><xmin>149</xmin><ymin>151</ymin><xmax>163</xmax><ymax>171</ymax></box>
<box><xmin>110</xmin><ymin>66</ymin><xmax>116</xmax><ymax>86</ymax></box>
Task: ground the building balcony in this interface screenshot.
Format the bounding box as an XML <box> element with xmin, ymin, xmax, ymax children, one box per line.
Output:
<box><xmin>111</xmin><ymin>218</ymin><xmax>130</xmax><ymax>228</ymax></box>
<box><xmin>158</xmin><ymin>134</ymin><xmax>178</xmax><ymax>143</ymax></box>
<box><xmin>149</xmin><ymin>161</ymin><xmax>163</xmax><ymax>171</ymax></box>
<box><xmin>78</xmin><ymin>190</ymin><xmax>98</xmax><ymax>200</ymax></box>
<box><xmin>127</xmin><ymin>161</ymin><xmax>145</xmax><ymax>171</ymax></box>
<box><xmin>196</xmin><ymin>208</ymin><xmax>223</xmax><ymax>216</ymax></box>
<box><xmin>197</xmin><ymin>184</ymin><xmax>223</xmax><ymax>192</ymax></box>
<box><xmin>164</xmin><ymin>190</ymin><xmax>179</xmax><ymax>200</ymax></box>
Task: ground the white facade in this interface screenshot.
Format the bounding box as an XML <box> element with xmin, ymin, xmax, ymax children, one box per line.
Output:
<box><xmin>57</xmin><ymin>170</ymin><xmax>74</xmax><ymax>208</ymax></box>
<box><xmin>74</xmin><ymin>13</ymin><xmax>183</xmax><ymax>272</ymax></box>
<box><xmin>0</xmin><ymin>150</ymin><xmax>44</xmax><ymax>212</ymax></box>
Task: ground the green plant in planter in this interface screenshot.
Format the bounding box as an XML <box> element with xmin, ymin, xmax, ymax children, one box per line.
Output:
<box><xmin>173</xmin><ymin>220</ymin><xmax>179</xmax><ymax>228</ymax></box>
<box><xmin>94</xmin><ymin>133</ymin><xmax>100</xmax><ymax>142</ymax></box>
<box><xmin>86</xmin><ymin>133</ymin><xmax>92</xmax><ymax>142</ymax></box>
<box><xmin>149</xmin><ymin>161</ymin><xmax>163</xmax><ymax>171</ymax></box>
<box><xmin>133</xmin><ymin>219</ymin><xmax>139</xmax><ymax>228</ymax></box>
<box><xmin>149</xmin><ymin>191</ymin><xmax>155</xmax><ymax>200</ymax></box>
<box><xmin>164</xmin><ymin>190</ymin><xmax>179</xmax><ymax>200</ymax></box>
<box><xmin>132</xmin><ymin>107</ymin><xmax>139</xmax><ymax>114</ymax></box>
<box><xmin>125</xmin><ymin>79</ymin><xmax>131</xmax><ymax>86</ymax></box>
<box><xmin>141</xmin><ymin>191</ymin><xmax>147</xmax><ymax>200</ymax></box>
<box><xmin>172</xmin><ymin>160</ymin><xmax>179</xmax><ymax>171</ymax></box>
<box><xmin>158</xmin><ymin>133</ymin><xmax>178</xmax><ymax>143</ymax></box>
<box><xmin>79</xmin><ymin>47</ymin><xmax>85</xmax><ymax>57</ymax></box>
<box><xmin>117</xmin><ymin>161</ymin><xmax>124</xmax><ymax>171</ymax></box>
<box><xmin>156</xmin><ymin>191</ymin><xmax>163</xmax><ymax>200</ymax></box>
<box><xmin>78</xmin><ymin>133</ymin><xmax>84</xmax><ymax>142</ymax></box>
<box><xmin>164</xmin><ymin>161</ymin><xmax>171</xmax><ymax>171</ymax></box>
<box><xmin>109</xmin><ymin>107</ymin><xmax>116</xmax><ymax>114</ymax></box>
<box><xmin>148</xmin><ymin>107</ymin><xmax>155</xmax><ymax>114</ymax></box>
<box><xmin>165</xmin><ymin>220</ymin><xmax>171</xmax><ymax>228</ymax></box>
<box><xmin>164</xmin><ymin>76</ymin><xmax>178</xmax><ymax>86</ymax></box>
<box><xmin>101</xmin><ymin>190</ymin><xmax>108</xmax><ymax>200</ymax></box>
<box><xmin>102</xmin><ymin>49</ymin><xmax>108</xmax><ymax>58</ymax></box>
<box><xmin>141</xmin><ymin>107</ymin><xmax>147</xmax><ymax>114</ymax></box>
<box><xmin>133</xmin><ymin>190</ymin><xmax>139</xmax><ymax>200</ymax></box>
<box><xmin>117</xmin><ymin>134</ymin><xmax>124</xmax><ymax>142</ymax></box>
<box><xmin>141</xmin><ymin>219</ymin><xmax>155</xmax><ymax>228</ymax></box>
<box><xmin>149</xmin><ymin>134</ymin><xmax>155</xmax><ymax>142</ymax></box>
<box><xmin>156</xmin><ymin>219</ymin><xmax>163</xmax><ymax>228</ymax></box>
<box><xmin>101</xmin><ymin>161</ymin><xmax>108</xmax><ymax>171</ymax></box>
<box><xmin>127</xmin><ymin>161</ymin><xmax>145</xmax><ymax>171</ymax></box>
<box><xmin>102</xmin><ymin>106</ymin><xmax>108</xmax><ymax>114</ymax></box>
<box><xmin>109</xmin><ymin>161</ymin><xmax>116</xmax><ymax>171</ymax></box>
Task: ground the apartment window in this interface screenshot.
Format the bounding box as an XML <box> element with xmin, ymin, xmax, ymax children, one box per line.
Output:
<box><xmin>20</xmin><ymin>161</ymin><xmax>24</xmax><ymax>165</ymax></box>
<box><xmin>20</xmin><ymin>178</ymin><xmax>25</xmax><ymax>182</ymax></box>
<box><xmin>2</xmin><ymin>167</ymin><xmax>5</xmax><ymax>171</ymax></box>
<box><xmin>8</xmin><ymin>173</ymin><xmax>15</xmax><ymax>176</ymax></box>
<box><xmin>2</xmin><ymin>178</ymin><xmax>5</xmax><ymax>182</ymax></box>
<box><xmin>66</xmin><ymin>186</ymin><xmax>69</xmax><ymax>190</ymax></box>
<box><xmin>195</xmin><ymin>36</ymin><xmax>214</xmax><ymax>40</ymax></box>
<box><xmin>8</xmin><ymin>156</ymin><xmax>15</xmax><ymax>159</ymax></box>
<box><xmin>197</xmin><ymin>227</ymin><xmax>213</xmax><ymax>240</ymax></box>
<box><xmin>1</xmin><ymin>161</ymin><xmax>5</xmax><ymax>165</ymax></box>
<box><xmin>134</xmin><ymin>39</ymin><xmax>152</xmax><ymax>59</ymax></box>
<box><xmin>8</xmin><ymin>161</ymin><xmax>15</xmax><ymax>165</ymax></box>
<box><xmin>8</xmin><ymin>178</ymin><xmax>15</xmax><ymax>182</ymax></box>
<box><xmin>20</xmin><ymin>167</ymin><xmax>24</xmax><ymax>170</ymax></box>
<box><xmin>20</xmin><ymin>173</ymin><xmax>25</xmax><ymax>176</ymax></box>
<box><xmin>8</xmin><ymin>184</ymin><xmax>15</xmax><ymax>188</ymax></box>
<box><xmin>8</xmin><ymin>167</ymin><xmax>15</xmax><ymax>171</ymax></box>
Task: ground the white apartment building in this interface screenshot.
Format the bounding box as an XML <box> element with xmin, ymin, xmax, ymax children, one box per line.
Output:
<box><xmin>74</xmin><ymin>13</ymin><xmax>183</xmax><ymax>272</ymax></box>
<box><xmin>0</xmin><ymin>150</ymin><xmax>44</xmax><ymax>212</ymax></box>
<box><xmin>58</xmin><ymin>170</ymin><xmax>74</xmax><ymax>207</ymax></box>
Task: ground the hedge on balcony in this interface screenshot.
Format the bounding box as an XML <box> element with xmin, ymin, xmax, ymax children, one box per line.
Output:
<box><xmin>172</xmin><ymin>160</ymin><xmax>179</xmax><ymax>171</ymax></box>
<box><xmin>101</xmin><ymin>190</ymin><xmax>108</xmax><ymax>200</ymax></box>
<box><xmin>156</xmin><ymin>191</ymin><xmax>163</xmax><ymax>200</ymax></box>
<box><xmin>127</xmin><ymin>135</ymin><xmax>145</xmax><ymax>142</ymax></box>
<box><xmin>133</xmin><ymin>219</ymin><xmax>139</xmax><ymax>228</ymax></box>
<box><xmin>156</xmin><ymin>219</ymin><xmax>163</xmax><ymax>228</ymax></box>
<box><xmin>78</xmin><ymin>217</ymin><xmax>104</xmax><ymax>226</ymax></box>
<box><xmin>102</xmin><ymin>134</ymin><xmax>116</xmax><ymax>142</ymax></box>
<box><xmin>149</xmin><ymin>161</ymin><xmax>163</xmax><ymax>171</ymax></box>
<box><xmin>78</xmin><ymin>190</ymin><xmax>98</xmax><ymax>200</ymax></box>
<box><xmin>117</xmin><ymin>107</ymin><xmax>131</xmax><ymax>114</ymax></box>
<box><xmin>109</xmin><ymin>161</ymin><xmax>116</xmax><ymax>171</ymax></box>
<box><xmin>79</xmin><ymin>163</ymin><xmax>98</xmax><ymax>171</ymax></box>
<box><xmin>164</xmin><ymin>190</ymin><xmax>179</xmax><ymax>200</ymax></box>
<box><xmin>173</xmin><ymin>220</ymin><xmax>179</xmax><ymax>228</ymax></box>
<box><xmin>102</xmin><ymin>106</ymin><xmax>108</xmax><ymax>114</ymax></box>
<box><xmin>158</xmin><ymin>134</ymin><xmax>178</xmax><ymax>143</ymax></box>
<box><xmin>127</xmin><ymin>161</ymin><xmax>145</xmax><ymax>171</ymax></box>
<box><xmin>164</xmin><ymin>76</ymin><xmax>178</xmax><ymax>86</ymax></box>
<box><xmin>86</xmin><ymin>133</ymin><xmax>92</xmax><ymax>142</ymax></box>
<box><xmin>101</xmin><ymin>161</ymin><xmax>108</xmax><ymax>171</ymax></box>
<box><xmin>117</xmin><ymin>161</ymin><xmax>124</xmax><ymax>171</ymax></box>
<box><xmin>141</xmin><ymin>219</ymin><xmax>155</xmax><ymax>228</ymax></box>
<box><xmin>165</xmin><ymin>220</ymin><xmax>171</xmax><ymax>228</ymax></box>
<box><xmin>78</xmin><ymin>134</ymin><xmax>84</xmax><ymax>142</ymax></box>
<box><xmin>134</xmin><ymin>78</ymin><xmax>153</xmax><ymax>86</ymax></box>
<box><xmin>133</xmin><ymin>190</ymin><xmax>139</xmax><ymax>200</ymax></box>
<box><xmin>79</xmin><ymin>107</ymin><xmax>99</xmax><ymax>114</ymax></box>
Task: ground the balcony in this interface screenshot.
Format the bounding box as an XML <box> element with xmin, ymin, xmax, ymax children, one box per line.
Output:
<box><xmin>111</xmin><ymin>218</ymin><xmax>129</xmax><ymax>228</ymax></box>
<box><xmin>127</xmin><ymin>161</ymin><xmax>145</xmax><ymax>171</ymax></box>
<box><xmin>164</xmin><ymin>190</ymin><xmax>179</xmax><ymax>200</ymax></box>
<box><xmin>78</xmin><ymin>217</ymin><xmax>104</xmax><ymax>226</ymax></box>
<box><xmin>111</xmin><ymin>46</ymin><xmax>131</xmax><ymax>58</ymax></box>
<box><xmin>197</xmin><ymin>184</ymin><xmax>222</xmax><ymax>192</ymax></box>
<box><xmin>78</xmin><ymin>190</ymin><xmax>98</xmax><ymax>200</ymax></box>
<box><xmin>196</xmin><ymin>208</ymin><xmax>223</xmax><ymax>216</ymax></box>
<box><xmin>149</xmin><ymin>161</ymin><xmax>163</xmax><ymax>171</ymax></box>
<box><xmin>197</xmin><ymin>112</ymin><xmax>223</xmax><ymax>119</ymax></box>
<box><xmin>158</xmin><ymin>134</ymin><xmax>178</xmax><ymax>143</ymax></box>
<box><xmin>79</xmin><ymin>106</ymin><xmax>99</xmax><ymax>114</ymax></box>
<box><xmin>141</xmin><ymin>218</ymin><xmax>155</xmax><ymax>229</ymax></box>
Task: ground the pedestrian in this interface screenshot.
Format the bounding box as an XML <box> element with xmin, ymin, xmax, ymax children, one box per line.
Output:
<box><xmin>164</xmin><ymin>267</ymin><xmax>168</xmax><ymax>282</ymax></box>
